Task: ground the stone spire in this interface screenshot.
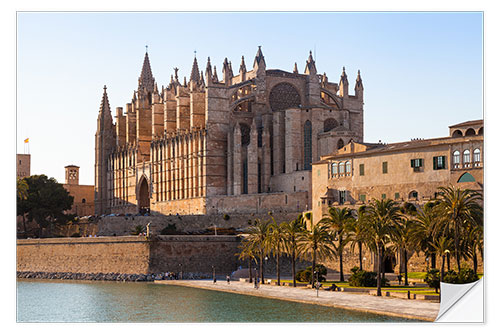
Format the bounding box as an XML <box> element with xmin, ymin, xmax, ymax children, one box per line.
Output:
<box><xmin>240</xmin><ymin>56</ymin><xmax>247</xmax><ymax>73</ymax></box>
<box><xmin>190</xmin><ymin>55</ymin><xmax>201</xmax><ymax>84</ymax></box>
<box><xmin>99</xmin><ymin>85</ymin><xmax>111</xmax><ymax>115</ymax></box>
<box><xmin>223</xmin><ymin>57</ymin><xmax>233</xmax><ymax>84</ymax></box>
<box><xmin>339</xmin><ymin>66</ymin><xmax>349</xmax><ymax>97</ymax></box>
<box><xmin>355</xmin><ymin>69</ymin><xmax>363</xmax><ymax>99</ymax></box>
<box><xmin>253</xmin><ymin>46</ymin><xmax>266</xmax><ymax>71</ymax></box>
<box><xmin>304</xmin><ymin>50</ymin><xmax>317</xmax><ymax>75</ymax></box>
<box><xmin>183</xmin><ymin>76</ymin><xmax>187</xmax><ymax>87</ymax></box>
<box><xmin>213</xmin><ymin>65</ymin><xmax>219</xmax><ymax>83</ymax></box>
<box><xmin>138</xmin><ymin>51</ymin><xmax>155</xmax><ymax>92</ymax></box>
<box><xmin>205</xmin><ymin>57</ymin><xmax>213</xmax><ymax>83</ymax></box>
<box><xmin>200</xmin><ymin>70</ymin><xmax>205</xmax><ymax>87</ymax></box>
<box><xmin>293</xmin><ymin>62</ymin><xmax>298</xmax><ymax>74</ymax></box>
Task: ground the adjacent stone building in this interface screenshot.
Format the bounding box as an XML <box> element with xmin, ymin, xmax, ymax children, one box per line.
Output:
<box><xmin>62</xmin><ymin>165</ymin><xmax>94</xmax><ymax>217</ymax></box>
<box><xmin>95</xmin><ymin>47</ymin><xmax>365</xmax><ymax>216</ymax></box>
<box><xmin>311</xmin><ymin>120</ymin><xmax>483</xmax><ymax>223</ymax></box>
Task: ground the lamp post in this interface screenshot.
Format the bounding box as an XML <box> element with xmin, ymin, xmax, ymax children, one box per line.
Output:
<box><xmin>264</xmin><ymin>256</ymin><xmax>269</xmax><ymax>284</ymax></box>
<box><xmin>254</xmin><ymin>268</ymin><xmax>258</xmax><ymax>289</ymax></box>
<box><xmin>314</xmin><ymin>270</ymin><xmax>320</xmax><ymax>297</ymax></box>
<box><xmin>179</xmin><ymin>263</ymin><xmax>183</xmax><ymax>280</ymax></box>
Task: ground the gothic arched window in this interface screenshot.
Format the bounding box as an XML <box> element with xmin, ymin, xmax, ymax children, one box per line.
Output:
<box><xmin>304</xmin><ymin>120</ymin><xmax>312</xmax><ymax>170</ymax></box>
<box><xmin>337</xmin><ymin>139</ymin><xmax>345</xmax><ymax>149</ymax></box>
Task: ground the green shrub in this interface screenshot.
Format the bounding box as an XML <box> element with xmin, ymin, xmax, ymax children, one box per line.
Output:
<box><xmin>131</xmin><ymin>225</ymin><xmax>145</xmax><ymax>235</ymax></box>
<box><xmin>443</xmin><ymin>270</ymin><xmax>459</xmax><ymax>284</ymax></box>
<box><xmin>295</xmin><ymin>264</ymin><xmax>327</xmax><ymax>282</ymax></box>
<box><xmin>160</xmin><ymin>224</ymin><xmax>177</xmax><ymax>235</ymax></box>
<box><xmin>70</xmin><ymin>232</ymin><xmax>81</xmax><ymax>238</ymax></box>
<box><xmin>458</xmin><ymin>268</ymin><xmax>479</xmax><ymax>284</ymax></box>
<box><xmin>348</xmin><ymin>266</ymin><xmax>389</xmax><ymax>287</ymax></box>
<box><xmin>424</xmin><ymin>269</ymin><xmax>441</xmax><ymax>292</ymax></box>
<box><xmin>223</xmin><ymin>214</ymin><xmax>230</xmax><ymax>220</ymax></box>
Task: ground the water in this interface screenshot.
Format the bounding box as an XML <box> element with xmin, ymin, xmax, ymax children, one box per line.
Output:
<box><xmin>17</xmin><ymin>280</ymin><xmax>417</xmax><ymax>322</ymax></box>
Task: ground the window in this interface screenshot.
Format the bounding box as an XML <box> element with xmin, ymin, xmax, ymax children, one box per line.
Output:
<box><xmin>382</xmin><ymin>161</ymin><xmax>388</xmax><ymax>174</ymax></box>
<box><xmin>359</xmin><ymin>194</ymin><xmax>366</xmax><ymax>202</ymax></box>
<box><xmin>394</xmin><ymin>192</ymin><xmax>400</xmax><ymax>200</ymax></box>
<box><xmin>359</xmin><ymin>163</ymin><xmax>365</xmax><ymax>176</ymax></box>
<box><xmin>463</xmin><ymin>150</ymin><xmax>471</xmax><ymax>167</ymax></box>
<box><xmin>453</xmin><ymin>150</ymin><xmax>460</xmax><ymax>167</ymax></box>
<box><xmin>82</xmin><ymin>198</ymin><xmax>86</xmax><ymax>203</ymax></box>
<box><xmin>19</xmin><ymin>160</ymin><xmax>21</xmax><ymax>165</ymax></box>
<box><xmin>339</xmin><ymin>190</ymin><xmax>346</xmax><ymax>205</ymax></box>
<box><xmin>409</xmin><ymin>191</ymin><xmax>418</xmax><ymax>200</ymax></box>
<box><xmin>339</xmin><ymin>162</ymin><xmax>345</xmax><ymax>175</ymax></box>
<box><xmin>433</xmin><ymin>156</ymin><xmax>446</xmax><ymax>170</ymax></box>
<box><xmin>331</xmin><ymin>163</ymin><xmax>338</xmax><ymax>177</ymax></box>
<box><xmin>381</xmin><ymin>193</ymin><xmax>386</xmax><ymax>200</ymax></box>
<box><xmin>473</xmin><ymin>149</ymin><xmax>481</xmax><ymax>164</ymax></box>
<box><xmin>410</xmin><ymin>158</ymin><xmax>423</xmax><ymax>168</ymax></box>
<box><xmin>346</xmin><ymin>161</ymin><xmax>352</xmax><ymax>176</ymax></box>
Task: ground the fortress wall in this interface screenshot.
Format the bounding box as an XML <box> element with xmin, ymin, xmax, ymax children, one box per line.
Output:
<box><xmin>96</xmin><ymin>211</ymin><xmax>300</xmax><ymax>236</ymax></box>
<box><xmin>17</xmin><ymin>236</ymin><xmax>151</xmax><ymax>274</ymax></box>
<box><xmin>17</xmin><ymin>235</ymin><xmax>242</xmax><ymax>276</ymax></box>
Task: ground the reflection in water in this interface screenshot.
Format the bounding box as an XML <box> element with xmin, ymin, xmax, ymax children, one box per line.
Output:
<box><xmin>17</xmin><ymin>280</ymin><xmax>417</xmax><ymax>322</ymax></box>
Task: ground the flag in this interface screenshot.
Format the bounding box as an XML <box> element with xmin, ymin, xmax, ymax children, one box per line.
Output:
<box><xmin>24</xmin><ymin>138</ymin><xmax>29</xmax><ymax>143</ymax></box>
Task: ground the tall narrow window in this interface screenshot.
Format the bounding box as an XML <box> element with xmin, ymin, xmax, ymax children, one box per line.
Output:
<box><xmin>453</xmin><ymin>150</ymin><xmax>460</xmax><ymax>168</ymax></box>
<box><xmin>346</xmin><ymin>161</ymin><xmax>352</xmax><ymax>176</ymax></box>
<box><xmin>359</xmin><ymin>163</ymin><xmax>365</xmax><ymax>176</ymax></box>
<box><xmin>304</xmin><ymin>120</ymin><xmax>312</xmax><ymax>170</ymax></box>
<box><xmin>473</xmin><ymin>148</ymin><xmax>481</xmax><ymax>165</ymax></box>
<box><xmin>339</xmin><ymin>162</ymin><xmax>345</xmax><ymax>175</ymax></box>
<box><xmin>331</xmin><ymin>163</ymin><xmax>338</xmax><ymax>177</ymax></box>
<box><xmin>382</xmin><ymin>161</ymin><xmax>388</xmax><ymax>174</ymax></box>
<box><xmin>463</xmin><ymin>150</ymin><xmax>471</xmax><ymax>167</ymax></box>
<box><xmin>339</xmin><ymin>190</ymin><xmax>346</xmax><ymax>205</ymax></box>
<box><xmin>242</xmin><ymin>159</ymin><xmax>248</xmax><ymax>194</ymax></box>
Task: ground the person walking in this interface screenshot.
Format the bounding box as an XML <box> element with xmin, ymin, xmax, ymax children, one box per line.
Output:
<box><xmin>226</xmin><ymin>275</ymin><xmax>230</xmax><ymax>284</ymax></box>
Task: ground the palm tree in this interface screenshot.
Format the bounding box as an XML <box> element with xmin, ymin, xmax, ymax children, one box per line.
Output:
<box><xmin>238</xmin><ymin>239</ymin><xmax>257</xmax><ymax>283</ymax></box>
<box><xmin>434</xmin><ymin>186</ymin><xmax>482</xmax><ymax>271</ymax></box>
<box><xmin>297</xmin><ymin>221</ymin><xmax>335</xmax><ymax>288</ymax></box>
<box><xmin>246</xmin><ymin>218</ymin><xmax>271</xmax><ymax>284</ymax></box>
<box><xmin>393</xmin><ymin>202</ymin><xmax>417</xmax><ymax>286</ymax></box>
<box><xmin>282</xmin><ymin>214</ymin><xmax>307</xmax><ymax>287</ymax></box>
<box><xmin>320</xmin><ymin>206</ymin><xmax>353</xmax><ymax>282</ymax></box>
<box><xmin>430</xmin><ymin>235</ymin><xmax>454</xmax><ymax>282</ymax></box>
<box><xmin>268</xmin><ymin>215</ymin><xmax>287</xmax><ymax>285</ymax></box>
<box><xmin>348</xmin><ymin>205</ymin><xmax>368</xmax><ymax>271</ymax></box>
<box><xmin>411</xmin><ymin>202</ymin><xmax>440</xmax><ymax>270</ymax></box>
<box><xmin>365</xmin><ymin>199</ymin><xmax>400</xmax><ymax>296</ymax></box>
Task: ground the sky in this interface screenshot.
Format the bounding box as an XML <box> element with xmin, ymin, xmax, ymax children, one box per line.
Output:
<box><xmin>17</xmin><ymin>12</ymin><xmax>483</xmax><ymax>185</ymax></box>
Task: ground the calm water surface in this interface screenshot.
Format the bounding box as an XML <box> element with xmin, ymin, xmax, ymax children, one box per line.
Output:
<box><xmin>17</xmin><ymin>280</ymin><xmax>417</xmax><ymax>322</ymax></box>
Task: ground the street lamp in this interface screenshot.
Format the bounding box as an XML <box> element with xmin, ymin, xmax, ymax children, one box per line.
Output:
<box><xmin>264</xmin><ymin>256</ymin><xmax>269</xmax><ymax>284</ymax></box>
<box><xmin>314</xmin><ymin>270</ymin><xmax>320</xmax><ymax>297</ymax></box>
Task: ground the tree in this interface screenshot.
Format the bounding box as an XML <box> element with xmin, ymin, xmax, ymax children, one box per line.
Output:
<box><xmin>246</xmin><ymin>218</ymin><xmax>271</xmax><ymax>284</ymax></box>
<box><xmin>393</xmin><ymin>202</ymin><xmax>417</xmax><ymax>286</ymax></box>
<box><xmin>297</xmin><ymin>221</ymin><xmax>335</xmax><ymax>288</ymax></box>
<box><xmin>17</xmin><ymin>175</ymin><xmax>74</xmax><ymax>237</ymax></box>
<box><xmin>430</xmin><ymin>236</ymin><xmax>453</xmax><ymax>282</ymax></box>
<box><xmin>411</xmin><ymin>202</ymin><xmax>440</xmax><ymax>270</ymax></box>
<box><xmin>268</xmin><ymin>215</ymin><xmax>287</xmax><ymax>285</ymax></box>
<box><xmin>282</xmin><ymin>214</ymin><xmax>307</xmax><ymax>287</ymax></box>
<box><xmin>238</xmin><ymin>239</ymin><xmax>257</xmax><ymax>283</ymax></box>
<box><xmin>434</xmin><ymin>186</ymin><xmax>483</xmax><ymax>272</ymax></box>
<box><xmin>348</xmin><ymin>205</ymin><xmax>369</xmax><ymax>271</ymax></box>
<box><xmin>320</xmin><ymin>206</ymin><xmax>353</xmax><ymax>282</ymax></box>
<box><xmin>17</xmin><ymin>178</ymin><xmax>29</xmax><ymax>235</ymax></box>
<box><xmin>365</xmin><ymin>199</ymin><xmax>400</xmax><ymax>296</ymax></box>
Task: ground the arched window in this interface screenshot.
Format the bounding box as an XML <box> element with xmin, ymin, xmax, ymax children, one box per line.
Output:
<box><xmin>323</xmin><ymin>118</ymin><xmax>338</xmax><ymax>132</ymax></box>
<box><xmin>409</xmin><ymin>190</ymin><xmax>418</xmax><ymax>200</ymax></box>
<box><xmin>346</xmin><ymin>161</ymin><xmax>352</xmax><ymax>176</ymax></box>
<box><xmin>240</xmin><ymin>123</ymin><xmax>251</xmax><ymax>146</ymax></box>
<box><xmin>478</xmin><ymin>127</ymin><xmax>483</xmax><ymax>135</ymax></box>
<box><xmin>304</xmin><ymin>120</ymin><xmax>312</xmax><ymax>170</ymax></box>
<box><xmin>452</xmin><ymin>130</ymin><xmax>463</xmax><ymax>138</ymax></box>
<box><xmin>463</xmin><ymin>150</ymin><xmax>471</xmax><ymax>167</ymax></box>
<box><xmin>339</xmin><ymin>162</ymin><xmax>345</xmax><ymax>175</ymax></box>
<box><xmin>458</xmin><ymin>172</ymin><xmax>476</xmax><ymax>183</ymax></box>
<box><xmin>337</xmin><ymin>138</ymin><xmax>345</xmax><ymax>149</ymax></box>
<box><xmin>82</xmin><ymin>198</ymin><xmax>86</xmax><ymax>203</ymax></box>
<box><xmin>453</xmin><ymin>150</ymin><xmax>460</xmax><ymax>167</ymax></box>
<box><xmin>473</xmin><ymin>148</ymin><xmax>481</xmax><ymax>163</ymax></box>
<box><xmin>331</xmin><ymin>163</ymin><xmax>338</xmax><ymax>177</ymax></box>
<box><xmin>465</xmin><ymin>128</ymin><xmax>476</xmax><ymax>136</ymax></box>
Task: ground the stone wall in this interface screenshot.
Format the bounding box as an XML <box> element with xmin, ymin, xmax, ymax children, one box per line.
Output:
<box><xmin>17</xmin><ymin>235</ymin><xmax>242</xmax><ymax>277</ymax></box>
<box><xmin>96</xmin><ymin>211</ymin><xmax>300</xmax><ymax>236</ymax></box>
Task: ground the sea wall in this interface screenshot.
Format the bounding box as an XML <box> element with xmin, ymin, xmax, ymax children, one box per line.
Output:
<box><xmin>17</xmin><ymin>235</ymin><xmax>242</xmax><ymax>277</ymax></box>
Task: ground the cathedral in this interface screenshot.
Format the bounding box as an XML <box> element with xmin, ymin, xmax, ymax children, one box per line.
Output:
<box><xmin>94</xmin><ymin>47</ymin><xmax>365</xmax><ymax>216</ymax></box>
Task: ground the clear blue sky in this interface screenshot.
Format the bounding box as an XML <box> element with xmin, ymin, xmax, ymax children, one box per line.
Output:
<box><xmin>17</xmin><ymin>12</ymin><xmax>483</xmax><ymax>185</ymax></box>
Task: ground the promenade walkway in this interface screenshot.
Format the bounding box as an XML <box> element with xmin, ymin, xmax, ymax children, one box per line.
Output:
<box><xmin>155</xmin><ymin>280</ymin><xmax>439</xmax><ymax>321</ymax></box>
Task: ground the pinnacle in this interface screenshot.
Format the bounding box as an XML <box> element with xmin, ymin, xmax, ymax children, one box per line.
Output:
<box><xmin>99</xmin><ymin>85</ymin><xmax>111</xmax><ymax>114</ymax></box>
<box><xmin>138</xmin><ymin>51</ymin><xmax>155</xmax><ymax>92</ymax></box>
<box><xmin>190</xmin><ymin>55</ymin><xmax>201</xmax><ymax>83</ymax></box>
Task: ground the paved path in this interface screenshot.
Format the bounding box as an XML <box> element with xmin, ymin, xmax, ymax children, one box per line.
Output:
<box><xmin>155</xmin><ymin>280</ymin><xmax>439</xmax><ymax>321</ymax></box>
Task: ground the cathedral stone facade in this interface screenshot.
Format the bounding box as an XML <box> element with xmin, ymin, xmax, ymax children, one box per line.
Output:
<box><xmin>94</xmin><ymin>47</ymin><xmax>364</xmax><ymax>216</ymax></box>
